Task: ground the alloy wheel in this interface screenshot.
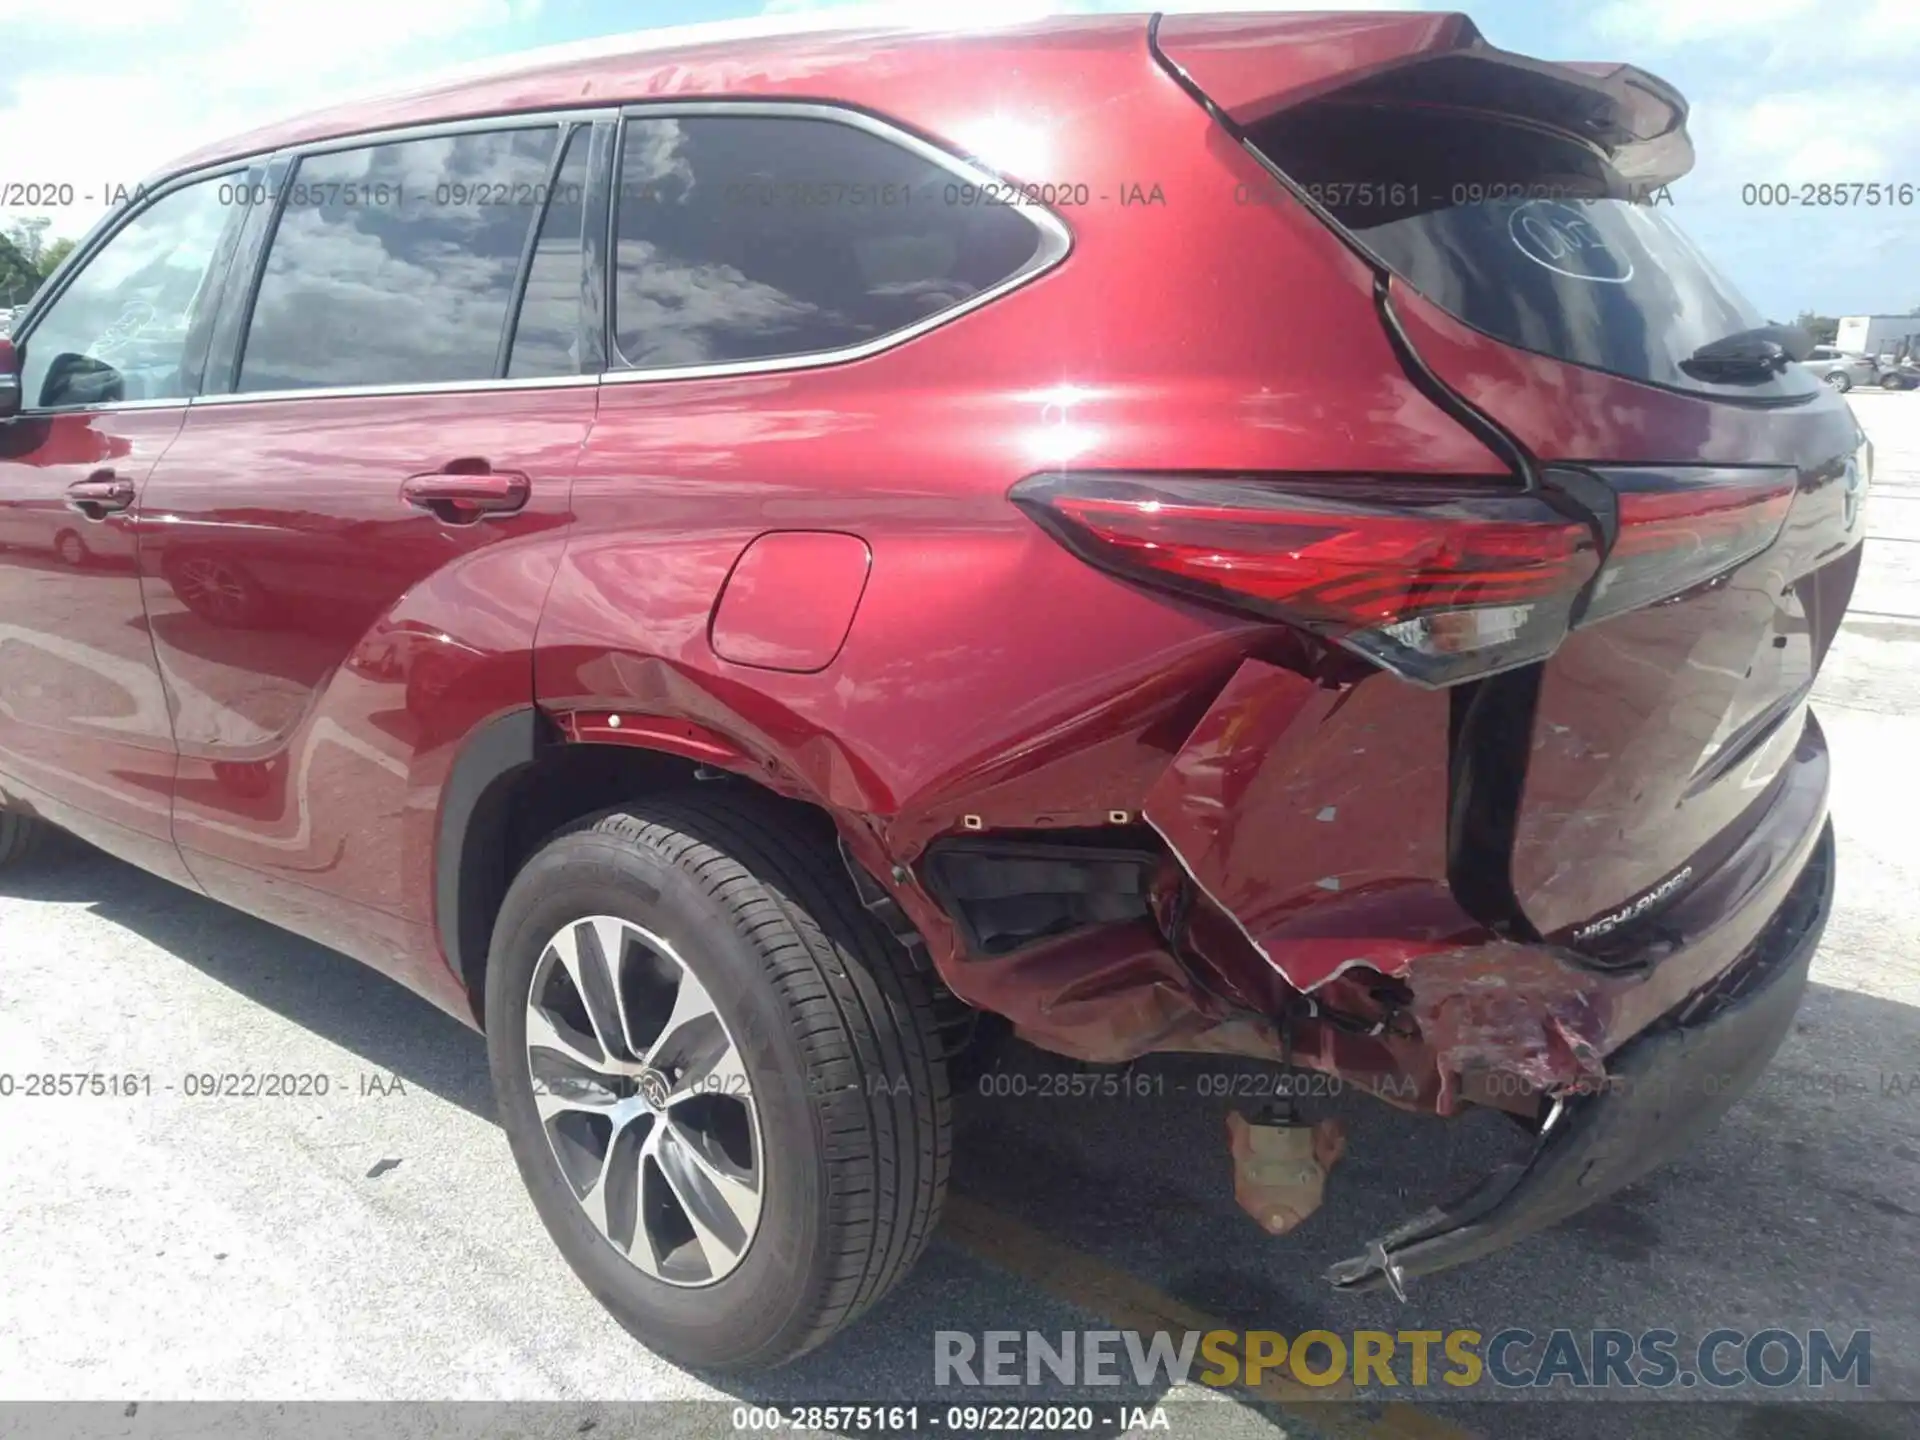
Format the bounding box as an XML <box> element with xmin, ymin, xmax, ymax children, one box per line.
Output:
<box><xmin>524</xmin><ymin>915</ymin><xmax>763</xmax><ymax>1287</ymax></box>
<box><xmin>176</xmin><ymin>557</ymin><xmax>253</xmax><ymax>624</ymax></box>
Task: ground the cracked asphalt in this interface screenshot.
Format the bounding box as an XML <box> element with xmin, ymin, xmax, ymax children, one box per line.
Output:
<box><xmin>2</xmin><ymin>396</ymin><xmax>1917</xmax><ymax>1440</ymax></box>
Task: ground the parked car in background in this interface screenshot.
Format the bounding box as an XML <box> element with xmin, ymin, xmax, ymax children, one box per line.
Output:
<box><xmin>1837</xmin><ymin>314</ymin><xmax>1920</xmax><ymax>363</ymax></box>
<box><xmin>1878</xmin><ymin>360</ymin><xmax>1920</xmax><ymax>390</ymax></box>
<box><xmin>0</xmin><ymin>10</ymin><xmax>1864</xmax><ymax>1371</ymax></box>
<box><xmin>1801</xmin><ymin>345</ymin><xmax>1876</xmax><ymax>392</ymax></box>
<box><xmin>0</xmin><ymin>308</ymin><xmax>15</xmax><ymax>337</ymax></box>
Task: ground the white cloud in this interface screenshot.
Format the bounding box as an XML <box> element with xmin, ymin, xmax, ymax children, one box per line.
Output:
<box><xmin>762</xmin><ymin>0</ymin><xmax>1424</xmax><ymax>15</ymax></box>
<box><xmin>1</xmin><ymin>1</ymin><xmax>540</xmax><ymax>238</ymax></box>
<box><xmin>1593</xmin><ymin>0</ymin><xmax>1920</xmax><ymax>59</ymax></box>
<box><xmin>1593</xmin><ymin>0</ymin><xmax>1817</xmax><ymax>46</ymax></box>
<box><xmin>1691</xmin><ymin>89</ymin><xmax>1911</xmax><ymax>192</ymax></box>
<box><xmin>0</xmin><ymin>0</ymin><xmax>189</xmax><ymax>30</ymax></box>
<box><xmin>1576</xmin><ymin>0</ymin><xmax>1920</xmax><ymax>314</ymax></box>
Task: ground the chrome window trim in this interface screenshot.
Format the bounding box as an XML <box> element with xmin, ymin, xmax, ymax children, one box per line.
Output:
<box><xmin>268</xmin><ymin>106</ymin><xmax>624</xmax><ymax>162</ymax></box>
<box><xmin>7</xmin><ymin>111</ymin><xmax>620</xmax><ymax>416</ymax></box>
<box><xmin>19</xmin><ymin>101</ymin><xmax>1070</xmax><ymax>413</ymax></box>
<box><xmin>15</xmin><ymin>397</ymin><xmax>194</xmax><ymax>417</ymax></box>
<box><xmin>602</xmin><ymin>99</ymin><xmax>1072</xmax><ymax>386</ymax></box>
<box><xmin>191</xmin><ymin>373</ymin><xmax>600</xmax><ymax>407</ymax></box>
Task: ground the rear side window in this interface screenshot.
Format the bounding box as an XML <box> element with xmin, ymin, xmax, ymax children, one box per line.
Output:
<box><xmin>610</xmin><ymin>113</ymin><xmax>1051</xmax><ymax>371</ymax></box>
<box><xmin>1249</xmin><ymin>105</ymin><xmax>1819</xmax><ymax>401</ymax></box>
<box><xmin>237</xmin><ymin>127</ymin><xmax>559</xmax><ymax>393</ymax></box>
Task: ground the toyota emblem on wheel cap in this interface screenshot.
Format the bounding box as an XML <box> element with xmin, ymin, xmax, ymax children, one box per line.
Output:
<box><xmin>637</xmin><ymin>1068</ymin><xmax>672</xmax><ymax>1110</ymax></box>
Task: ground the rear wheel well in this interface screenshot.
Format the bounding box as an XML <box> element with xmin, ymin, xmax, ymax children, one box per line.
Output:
<box><xmin>445</xmin><ymin>720</ymin><xmax>874</xmax><ymax>1030</ymax></box>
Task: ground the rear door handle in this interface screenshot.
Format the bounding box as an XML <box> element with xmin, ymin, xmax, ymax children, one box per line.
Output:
<box><xmin>401</xmin><ymin>460</ymin><xmax>530</xmax><ymax>523</ymax></box>
<box><xmin>66</xmin><ymin>470</ymin><xmax>135</xmax><ymax>518</ymax></box>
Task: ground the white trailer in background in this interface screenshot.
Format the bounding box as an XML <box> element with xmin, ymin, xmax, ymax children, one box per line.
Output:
<box><xmin>1837</xmin><ymin>315</ymin><xmax>1920</xmax><ymax>362</ymax></box>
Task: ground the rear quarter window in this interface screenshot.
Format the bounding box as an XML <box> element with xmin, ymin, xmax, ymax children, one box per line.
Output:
<box><xmin>609</xmin><ymin>112</ymin><xmax>1058</xmax><ymax>371</ymax></box>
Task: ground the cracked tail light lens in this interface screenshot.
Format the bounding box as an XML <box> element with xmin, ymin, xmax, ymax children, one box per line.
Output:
<box><xmin>1011</xmin><ymin>473</ymin><xmax>1598</xmax><ymax>686</ymax></box>
<box><xmin>1584</xmin><ymin>469</ymin><xmax>1798</xmax><ymax>624</ymax></box>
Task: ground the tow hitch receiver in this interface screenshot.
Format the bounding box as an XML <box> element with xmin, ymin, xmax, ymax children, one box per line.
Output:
<box><xmin>1228</xmin><ymin>1108</ymin><xmax>1346</xmax><ymax>1236</ymax></box>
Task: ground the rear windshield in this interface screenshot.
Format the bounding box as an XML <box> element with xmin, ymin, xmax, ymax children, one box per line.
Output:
<box><xmin>1249</xmin><ymin>105</ymin><xmax>1819</xmax><ymax>402</ymax></box>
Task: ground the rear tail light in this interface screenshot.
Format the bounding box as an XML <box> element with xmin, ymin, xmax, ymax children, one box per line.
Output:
<box><xmin>1010</xmin><ymin>473</ymin><xmax>1598</xmax><ymax>686</ymax></box>
<box><xmin>1016</xmin><ymin>468</ymin><xmax>1803</xmax><ymax>686</ymax></box>
<box><xmin>1581</xmin><ymin>467</ymin><xmax>1798</xmax><ymax>624</ymax></box>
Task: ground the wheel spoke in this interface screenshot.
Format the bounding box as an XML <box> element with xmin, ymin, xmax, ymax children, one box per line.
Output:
<box><xmin>644</xmin><ymin>964</ymin><xmax>719</xmax><ymax>1069</ymax></box>
<box><xmin>589</xmin><ymin>915</ymin><xmax>642</xmax><ymax>1058</ymax></box>
<box><xmin>550</xmin><ymin>921</ymin><xmax>632</xmax><ymax>1065</ymax></box>
<box><xmin>667</xmin><ymin>1030</ymin><xmax>749</xmax><ymax>1108</ymax></box>
<box><xmin>524</xmin><ymin>1001</ymin><xmax>607</xmax><ymax>1073</ymax></box>
<box><xmin>647</xmin><ymin>1120</ymin><xmax>760</xmax><ymax>1278</ymax></box>
<box><xmin>576</xmin><ymin>1103</ymin><xmax>651</xmax><ymax>1262</ymax></box>
<box><xmin>532</xmin><ymin>1062</ymin><xmax>620</xmax><ymax>1122</ymax></box>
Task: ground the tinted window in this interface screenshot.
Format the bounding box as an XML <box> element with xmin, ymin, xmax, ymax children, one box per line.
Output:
<box><xmin>612</xmin><ymin>114</ymin><xmax>1047</xmax><ymax>370</ymax></box>
<box><xmin>1250</xmin><ymin>105</ymin><xmax>1818</xmax><ymax>401</ymax></box>
<box><xmin>21</xmin><ymin>173</ymin><xmax>240</xmax><ymax>408</ymax></box>
<box><xmin>238</xmin><ymin>128</ymin><xmax>558</xmax><ymax>393</ymax></box>
<box><xmin>505</xmin><ymin>126</ymin><xmax>590</xmax><ymax>379</ymax></box>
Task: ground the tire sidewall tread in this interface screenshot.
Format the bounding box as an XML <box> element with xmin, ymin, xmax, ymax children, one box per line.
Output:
<box><xmin>483</xmin><ymin>791</ymin><xmax>951</xmax><ymax>1371</ymax></box>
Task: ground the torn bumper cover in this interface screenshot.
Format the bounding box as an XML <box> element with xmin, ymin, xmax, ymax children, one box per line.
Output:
<box><xmin>1329</xmin><ymin>820</ymin><xmax>1834</xmax><ymax>1295</ymax></box>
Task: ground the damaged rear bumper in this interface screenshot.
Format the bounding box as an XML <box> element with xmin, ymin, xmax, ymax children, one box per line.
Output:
<box><xmin>1329</xmin><ymin>817</ymin><xmax>1835</xmax><ymax>1295</ymax></box>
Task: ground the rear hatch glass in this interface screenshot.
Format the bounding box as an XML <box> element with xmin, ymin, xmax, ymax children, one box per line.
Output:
<box><xmin>1247</xmin><ymin>103</ymin><xmax>1821</xmax><ymax>403</ymax></box>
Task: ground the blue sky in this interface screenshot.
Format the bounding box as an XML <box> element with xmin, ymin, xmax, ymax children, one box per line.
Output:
<box><xmin>3</xmin><ymin>0</ymin><xmax>1915</xmax><ymax>318</ymax></box>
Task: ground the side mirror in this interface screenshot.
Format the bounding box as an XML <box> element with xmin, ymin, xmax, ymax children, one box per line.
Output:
<box><xmin>42</xmin><ymin>351</ymin><xmax>122</xmax><ymax>409</ymax></box>
<box><xmin>0</xmin><ymin>338</ymin><xmax>20</xmax><ymax>420</ymax></box>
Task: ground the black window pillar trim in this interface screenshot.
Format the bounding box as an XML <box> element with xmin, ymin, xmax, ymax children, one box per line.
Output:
<box><xmin>580</xmin><ymin>116</ymin><xmax>617</xmax><ymax>378</ymax></box>
<box><xmin>175</xmin><ymin>166</ymin><xmax>262</xmax><ymax>399</ymax></box>
<box><xmin>495</xmin><ymin>123</ymin><xmax>578</xmax><ymax>380</ymax></box>
<box><xmin>200</xmin><ymin>155</ymin><xmax>292</xmax><ymax>398</ymax></box>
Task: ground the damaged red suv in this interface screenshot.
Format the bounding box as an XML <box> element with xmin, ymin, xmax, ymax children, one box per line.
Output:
<box><xmin>0</xmin><ymin>11</ymin><xmax>1865</xmax><ymax>1368</ymax></box>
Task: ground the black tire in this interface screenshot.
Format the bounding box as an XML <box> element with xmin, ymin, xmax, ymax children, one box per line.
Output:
<box><xmin>484</xmin><ymin>791</ymin><xmax>952</xmax><ymax>1370</ymax></box>
<box><xmin>163</xmin><ymin>551</ymin><xmax>271</xmax><ymax>628</ymax></box>
<box><xmin>1824</xmin><ymin>370</ymin><xmax>1852</xmax><ymax>393</ymax></box>
<box><xmin>0</xmin><ymin>810</ymin><xmax>48</xmax><ymax>869</ymax></box>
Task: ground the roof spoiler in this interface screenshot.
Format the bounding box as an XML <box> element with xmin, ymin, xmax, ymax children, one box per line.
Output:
<box><xmin>1153</xmin><ymin>11</ymin><xmax>1694</xmax><ymax>188</ymax></box>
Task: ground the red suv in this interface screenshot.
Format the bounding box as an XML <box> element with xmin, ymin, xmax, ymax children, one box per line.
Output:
<box><xmin>0</xmin><ymin>12</ymin><xmax>1865</xmax><ymax>1369</ymax></box>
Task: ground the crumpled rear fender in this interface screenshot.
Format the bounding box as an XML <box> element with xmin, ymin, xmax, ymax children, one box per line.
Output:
<box><xmin>1108</xmin><ymin>659</ymin><xmax>1832</xmax><ymax>1114</ymax></box>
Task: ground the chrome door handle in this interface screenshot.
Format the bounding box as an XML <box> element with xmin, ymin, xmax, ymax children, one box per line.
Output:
<box><xmin>400</xmin><ymin>461</ymin><xmax>530</xmax><ymax>523</ymax></box>
<box><xmin>66</xmin><ymin>470</ymin><xmax>134</xmax><ymax>518</ymax></box>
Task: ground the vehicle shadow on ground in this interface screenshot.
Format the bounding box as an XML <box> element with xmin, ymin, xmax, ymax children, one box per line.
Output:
<box><xmin>6</xmin><ymin>841</ymin><xmax>1916</xmax><ymax>1437</ymax></box>
<box><xmin>0</xmin><ymin>835</ymin><xmax>498</xmax><ymax>1120</ymax></box>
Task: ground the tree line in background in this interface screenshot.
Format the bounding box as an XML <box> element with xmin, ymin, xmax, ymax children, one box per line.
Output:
<box><xmin>1</xmin><ymin>220</ymin><xmax>79</xmax><ymax>309</ymax></box>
